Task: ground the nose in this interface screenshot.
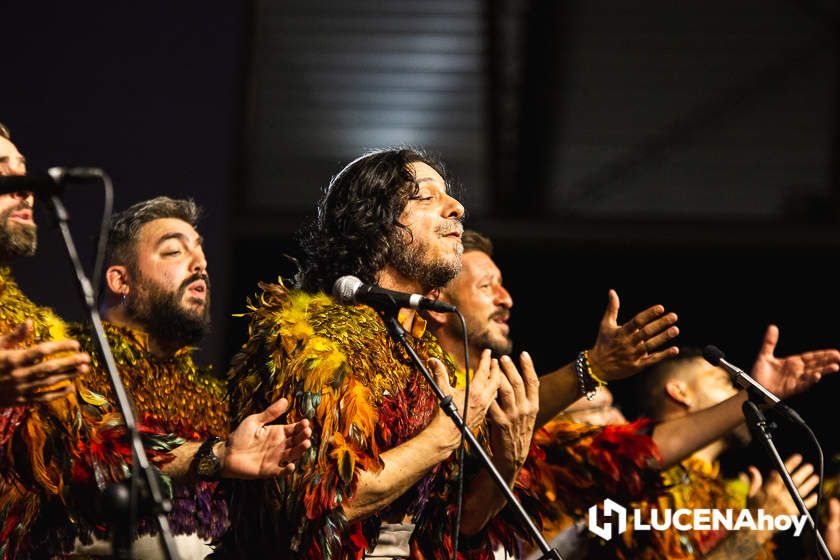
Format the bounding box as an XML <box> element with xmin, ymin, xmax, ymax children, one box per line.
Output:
<box><xmin>11</xmin><ymin>191</ymin><xmax>34</xmax><ymax>206</ymax></box>
<box><xmin>443</xmin><ymin>192</ymin><xmax>465</xmax><ymax>220</ymax></box>
<box><xmin>190</xmin><ymin>246</ymin><xmax>208</xmax><ymax>274</ymax></box>
<box><xmin>9</xmin><ymin>157</ymin><xmax>26</xmax><ymax>177</ymax></box>
<box><xmin>494</xmin><ymin>284</ymin><xmax>513</xmax><ymax>309</ymax></box>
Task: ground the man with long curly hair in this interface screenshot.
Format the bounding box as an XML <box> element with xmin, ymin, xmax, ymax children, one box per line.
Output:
<box><xmin>221</xmin><ymin>148</ymin><xmax>540</xmax><ymax>559</ymax></box>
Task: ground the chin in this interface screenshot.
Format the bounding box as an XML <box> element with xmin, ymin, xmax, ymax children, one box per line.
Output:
<box><xmin>181</xmin><ymin>302</ymin><xmax>207</xmax><ymax>317</ymax></box>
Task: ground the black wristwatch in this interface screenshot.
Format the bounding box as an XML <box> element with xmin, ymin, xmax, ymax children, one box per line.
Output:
<box><xmin>194</xmin><ymin>436</ymin><xmax>224</xmax><ymax>480</ymax></box>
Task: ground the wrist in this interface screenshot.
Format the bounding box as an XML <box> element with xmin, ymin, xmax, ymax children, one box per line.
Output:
<box><xmin>193</xmin><ymin>436</ymin><xmax>225</xmax><ymax>480</ymax></box>
<box><xmin>575</xmin><ymin>350</ymin><xmax>607</xmax><ymax>400</ymax></box>
<box><xmin>426</xmin><ymin>413</ymin><xmax>463</xmax><ymax>456</ymax></box>
<box><xmin>586</xmin><ymin>348</ymin><xmax>608</xmax><ymax>381</ymax></box>
<box><xmin>214</xmin><ymin>440</ymin><xmax>228</xmax><ymax>475</ymax></box>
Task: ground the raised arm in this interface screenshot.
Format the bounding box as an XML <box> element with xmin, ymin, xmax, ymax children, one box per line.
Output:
<box><xmin>537</xmin><ymin>290</ymin><xmax>679</xmax><ymax>427</ymax></box>
<box><xmin>652</xmin><ymin>325</ymin><xmax>840</xmax><ymax>467</ymax></box>
<box><xmin>343</xmin><ymin>351</ymin><xmax>500</xmax><ymax>522</ymax></box>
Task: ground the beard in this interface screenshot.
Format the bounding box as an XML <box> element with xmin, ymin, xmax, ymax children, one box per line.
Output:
<box><xmin>389</xmin><ymin>221</ymin><xmax>463</xmax><ymax>292</ymax></box>
<box><xmin>125</xmin><ymin>271</ymin><xmax>211</xmax><ymax>348</ymax></box>
<box><xmin>0</xmin><ymin>203</ymin><xmax>37</xmax><ymax>260</ymax></box>
<box><xmin>464</xmin><ymin>307</ymin><xmax>514</xmax><ymax>358</ymax></box>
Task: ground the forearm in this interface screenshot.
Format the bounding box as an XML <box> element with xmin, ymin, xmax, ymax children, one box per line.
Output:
<box><xmin>653</xmin><ymin>391</ymin><xmax>747</xmax><ymax>468</ymax></box>
<box><xmin>159</xmin><ymin>441</ymin><xmax>202</xmax><ymax>480</ymax></box>
<box><xmin>459</xmin><ymin>462</ymin><xmax>518</xmax><ymax>536</ymax></box>
<box><xmin>536</xmin><ymin>363</ymin><xmax>579</xmax><ymax>428</ymax></box>
<box><xmin>343</xmin><ymin>420</ymin><xmax>456</xmax><ymax>522</ymax></box>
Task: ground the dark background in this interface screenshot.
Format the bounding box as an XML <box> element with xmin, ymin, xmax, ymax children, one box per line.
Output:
<box><xmin>3</xmin><ymin>2</ymin><xmax>840</xmax><ymax>555</ymax></box>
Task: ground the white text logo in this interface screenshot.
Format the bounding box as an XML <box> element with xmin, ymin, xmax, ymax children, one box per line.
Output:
<box><xmin>587</xmin><ymin>499</ymin><xmax>808</xmax><ymax>540</ymax></box>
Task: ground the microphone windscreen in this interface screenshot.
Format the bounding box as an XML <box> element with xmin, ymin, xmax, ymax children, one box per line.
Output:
<box><xmin>332</xmin><ymin>275</ymin><xmax>362</xmax><ymax>304</ymax></box>
<box><xmin>703</xmin><ymin>345</ymin><xmax>725</xmax><ymax>366</ymax></box>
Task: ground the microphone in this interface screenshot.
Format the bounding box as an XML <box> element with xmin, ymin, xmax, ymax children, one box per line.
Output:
<box><xmin>333</xmin><ymin>275</ymin><xmax>457</xmax><ymax>313</ymax></box>
<box><xmin>703</xmin><ymin>345</ymin><xmax>804</xmax><ymax>424</ymax></box>
<box><xmin>0</xmin><ymin>167</ymin><xmax>104</xmax><ymax>196</ymax></box>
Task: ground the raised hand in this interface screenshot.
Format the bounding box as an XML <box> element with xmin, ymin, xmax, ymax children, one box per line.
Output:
<box><xmin>0</xmin><ymin>321</ymin><xmax>89</xmax><ymax>406</ymax></box>
<box><xmin>487</xmin><ymin>352</ymin><xmax>540</xmax><ymax>480</ymax></box>
<box><xmin>746</xmin><ymin>455</ymin><xmax>819</xmax><ymax>515</ymax></box>
<box><xmin>220</xmin><ymin>398</ymin><xmax>312</xmax><ymax>479</ymax></box>
<box><xmin>741</xmin><ymin>455</ymin><xmax>818</xmax><ymax>546</ymax></box>
<box><xmin>750</xmin><ymin>325</ymin><xmax>840</xmax><ymax>399</ymax></box>
<box><xmin>588</xmin><ymin>289</ymin><xmax>679</xmax><ymax>382</ymax></box>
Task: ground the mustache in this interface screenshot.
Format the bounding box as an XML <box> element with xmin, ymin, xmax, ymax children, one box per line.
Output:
<box><xmin>179</xmin><ymin>272</ymin><xmax>211</xmax><ymax>295</ymax></box>
<box><xmin>490</xmin><ymin>308</ymin><xmax>509</xmax><ymax>322</ymax></box>
<box><xmin>1</xmin><ymin>200</ymin><xmax>33</xmax><ymax>220</ymax></box>
<box><xmin>12</xmin><ymin>200</ymin><xmax>32</xmax><ymax>212</ymax></box>
<box><xmin>435</xmin><ymin>220</ymin><xmax>463</xmax><ymax>236</ymax></box>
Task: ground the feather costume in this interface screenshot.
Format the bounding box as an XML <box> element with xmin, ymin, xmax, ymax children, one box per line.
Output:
<box><xmin>0</xmin><ymin>300</ymin><xmax>229</xmax><ymax>558</ymax></box>
<box><xmin>68</xmin><ymin>322</ymin><xmax>230</xmax><ymax>543</ymax></box>
<box><xmin>0</xmin><ymin>267</ymin><xmax>80</xmax><ymax>559</ymax></box>
<box><xmin>526</xmin><ymin>418</ymin><xmax>663</xmax><ymax>542</ymax></box>
<box><xmin>585</xmin><ymin>456</ymin><xmax>773</xmax><ymax>559</ymax></box>
<box><xmin>220</xmin><ymin>281</ymin><xmax>536</xmax><ymax>559</ymax></box>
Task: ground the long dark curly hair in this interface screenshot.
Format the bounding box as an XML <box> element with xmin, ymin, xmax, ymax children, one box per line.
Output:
<box><xmin>296</xmin><ymin>147</ymin><xmax>451</xmax><ymax>293</ymax></box>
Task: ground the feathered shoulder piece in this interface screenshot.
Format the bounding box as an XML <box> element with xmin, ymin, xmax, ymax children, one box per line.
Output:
<box><xmin>229</xmin><ymin>279</ymin><xmax>449</xmax><ymax>425</ymax></box>
<box><xmin>0</xmin><ymin>267</ymin><xmax>71</xmax><ymax>452</ymax></box>
<box><xmin>68</xmin><ymin>322</ymin><xmax>227</xmax><ymax>440</ymax></box>
<box><xmin>0</xmin><ymin>268</ymin><xmax>81</xmax><ymax>558</ymax></box>
<box><xmin>223</xmin><ymin>279</ymin><xmax>454</xmax><ymax>559</ymax></box>
<box><xmin>0</xmin><ymin>267</ymin><xmax>78</xmax><ymax>493</ymax></box>
<box><xmin>588</xmin><ymin>456</ymin><xmax>757</xmax><ymax>560</ymax></box>
<box><xmin>0</xmin><ymin>266</ymin><xmax>67</xmax><ymax>343</ymax></box>
<box><xmin>526</xmin><ymin>418</ymin><xmax>663</xmax><ymax>535</ymax></box>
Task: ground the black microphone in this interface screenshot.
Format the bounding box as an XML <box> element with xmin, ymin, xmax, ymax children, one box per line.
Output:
<box><xmin>333</xmin><ymin>275</ymin><xmax>457</xmax><ymax>313</ymax></box>
<box><xmin>703</xmin><ymin>345</ymin><xmax>805</xmax><ymax>424</ymax></box>
<box><xmin>0</xmin><ymin>167</ymin><xmax>103</xmax><ymax>196</ymax></box>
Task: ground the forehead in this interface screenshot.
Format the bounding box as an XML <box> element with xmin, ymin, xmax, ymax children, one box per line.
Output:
<box><xmin>460</xmin><ymin>251</ymin><xmax>500</xmax><ymax>280</ymax></box>
<box><xmin>685</xmin><ymin>357</ymin><xmax>730</xmax><ymax>385</ymax></box>
<box><xmin>408</xmin><ymin>161</ymin><xmax>445</xmax><ymax>190</ymax></box>
<box><xmin>0</xmin><ymin>136</ymin><xmax>22</xmax><ymax>159</ymax></box>
<box><xmin>137</xmin><ymin>217</ymin><xmax>199</xmax><ymax>245</ymax></box>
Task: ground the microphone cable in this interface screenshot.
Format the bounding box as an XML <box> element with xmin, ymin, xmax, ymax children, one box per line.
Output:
<box><xmin>89</xmin><ymin>169</ymin><xmax>113</xmax><ymax>301</ymax></box>
<box><xmin>768</xmin><ymin>405</ymin><xmax>825</xmax><ymax>553</ymax></box>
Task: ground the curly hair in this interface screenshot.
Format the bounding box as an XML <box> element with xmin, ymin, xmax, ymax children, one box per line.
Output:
<box><xmin>296</xmin><ymin>147</ymin><xmax>451</xmax><ymax>293</ymax></box>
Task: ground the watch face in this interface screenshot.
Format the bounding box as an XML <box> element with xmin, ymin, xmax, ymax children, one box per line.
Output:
<box><xmin>197</xmin><ymin>442</ymin><xmax>221</xmax><ymax>478</ymax></box>
<box><xmin>198</xmin><ymin>456</ymin><xmax>216</xmax><ymax>476</ymax></box>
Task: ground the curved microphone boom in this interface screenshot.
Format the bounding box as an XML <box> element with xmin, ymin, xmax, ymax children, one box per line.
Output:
<box><xmin>333</xmin><ymin>275</ymin><xmax>457</xmax><ymax>313</ymax></box>
<box><xmin>703</xmin><ymin>345</ymin><xmax>804</xmax><ymax>424</ymax></box>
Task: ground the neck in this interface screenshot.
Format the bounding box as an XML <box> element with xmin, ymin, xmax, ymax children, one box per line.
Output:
<box><xmin>101</xmin><ymin>303</ymin><xmax>180</xmax><ymax>357</ymax></box>
<box><xmin>437</xmin><ymin>336</ymin><xmax>475</xmax><ymax>373</ymax></box>
<box><xmin>377</xmin><ymin>265</ymin><xmax>430</xmax><ymax>296</ymax></box>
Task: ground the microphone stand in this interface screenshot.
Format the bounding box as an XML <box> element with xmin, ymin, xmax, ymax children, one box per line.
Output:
<box><xmin>741</xmin><ymin>398</ymin><xmax>831</xmax><ymax>560</ymax></box>
<box><xmin>380</xmin><ymin>310</ymin><xmax>563</xmax><ymax>560</ymax></box>
<box><xmin>44</xmin><ymin>192</ymin><xmax>179</xmax><ymax>560</ymax></box>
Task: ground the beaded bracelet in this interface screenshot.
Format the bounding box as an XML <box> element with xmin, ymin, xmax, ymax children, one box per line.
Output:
<box><xmin>575</xmin><ymin>349</ymin><xmax>606</xmax><ymax>400</ymax></box>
